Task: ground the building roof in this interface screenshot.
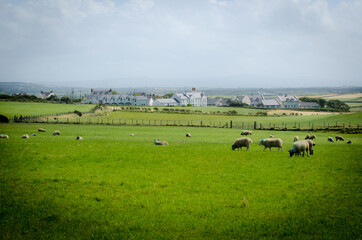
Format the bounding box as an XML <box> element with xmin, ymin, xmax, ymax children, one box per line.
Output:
<box><xmin>300</xmin><ymin>102</ymin><xmax>320</xmax><ymax>107</ymax></box>
<box><xmin>245</xmin><ymin>94</ymin><xmax>264</xmax><ymax>101</ymax></box>
<box><xmin>262</xmin><ymin>99</ymin><xmax>281</xmax><ymax>106</ymax></box>
<box><xmin>277</xmin><ymin>94</ymin><xmax>299</xmax><ymax>102</ymax></box>
<box><xmin>207</xmin><ymin>98</ymin><xmax>221</xmax><ymax>105</ymax></box>
<box><xmin>155</xmin><ymin>98</ymin><xmax>177</xmax><ymax>104</ymax></box>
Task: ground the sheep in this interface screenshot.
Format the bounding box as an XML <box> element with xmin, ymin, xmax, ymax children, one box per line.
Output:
<box><xmin>76</xmin><ymin>136</ymin><xmax>83</xmax><ymax>140</ymax></box>
<box><xmin>240</xmin><ymin>130</ymin><xmax>252</xmax><ymax>136</ymax></box>
<box><xmin>22</xmin><ymin>134</ymin><xmax>29</xmax><ymax>139</ymax></box>
<box><xmin>38</xmin><ymin>128</ymin><xmax>46</xmax><ymax>132</ymax></box>
<box><xmin>289</xmin><ymin>140</ymin><xmax>310</xmax><ymax>157</ymax></box>
<box><xmin>328</xmin><ymin>137</ymin><xmax>334</xmax><ymax>143</ymax></box>
<box><xmin>186</xmin><ymin>133</ymin><xmax>192</xmax><ymax>138</ymax></box>
<box><xmin>53</xmin><ymin>130</ymin><xmax>61</xmax><ymax>136</ymax></box>
<box><xmin>231</xmin><ymin>137</ymin><xmax>252</xmax><ymax>151</ymax></box>
<box><xmin>258</xmin><ymin>138</ymin><xmax>283</xmax><ymax>152</ymax></box>
<box><xmin>306</xmin><ymin>140</ymin><xmax>315</xmax><ymax>155</ymax></box>
<box><xmin>0</xmin><ymin>134</ymin><xmax>9</xmax><ymax>139</ymax></box>
<box><xmin>335</xmin><ymin>136</ymin><xmax>344</xmax><ymax>141</ymax></box>
<box><xmin>269</xmin><ymin>134</ymin><xmax>274</xmax><ymax>138</ymax></box>
<box><xmin>347</xmin><ymin>140</ymin><xmax>352</xmax><ymax>144</ymax></box>
<box><xmin>305</xmin><ymin>134</ymin><xmax>316</xmax><ymax>140</ymax></box>
<box><xmin>130</xmin><ymin>134</ymin><xmax>135</xmax><ymax>136</ymax></box>
<box><xmin>154</xmin><ymin>139</ymin><xmax>169</xmax><ymax>145</ymax></box>
<box><xmin>32</xmin><ymin>133</ymin><xmax>37</xmax><ymax>136</ymax></box>
<box><xmin>294</xmin><ymin>136</ymin><xmax>299</xmax><ymax>142</ymax></box>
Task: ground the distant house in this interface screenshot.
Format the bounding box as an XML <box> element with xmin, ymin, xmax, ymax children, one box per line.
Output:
<box><xmin>245</xmin><ymin>94</ymin><xmax>264</xmax><ymax>107</ymax></box>
<box><xmin>235</xmin><ymin>95</ymin><xmax>251</xmax><ymax>105</ymax></box>
<box><xmin>261</xmin><ymin>99</ymin><xmax>281</xmax><ymax>108</ymax></box>
<box><xmin>82</xmin><ymin>89</ymin><xmax>153</xmax><ymax>106</ymax></box>
<box><xmin>276</xmin><ymin>94</ymin><xmax>300</xmax><ymax>108</ymax></box>
<box><xmin>13</xmin><ymin>91</ymin><xmax>27</xmax><ymax>96</ymax></box>
<box><xmin>82</xmin><ymin>97</ymin><xmax>99</xmax><ymax>104</ymax></box>
<box><xmin>39</xmin><ymin>90</ymin><xmax>55</xmax><ymax>99</ymax></box>
<box><xmin>207</xmin><ymin>98</ymin><xmax>223</xmax><ymax>106</ymax></box>
<box><xmin>299</xmin><ymin>102</ymin><xmax>320</xmax><ymax>109</ymax></box>
<box><xmin>172</xmin><ymin>88</ymin><xmax>207</xmax><ymax>107</ymax></box>
<box><xmin>153</xmin><ymin>98</ymin><xmax>178</xmax><ymax>106</ymax></box>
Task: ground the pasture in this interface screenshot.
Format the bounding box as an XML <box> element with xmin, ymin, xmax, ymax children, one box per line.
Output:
<box><xmin>0</xmin><ymin>123</ymin><xmax>361</xmax><ymax>239</ymax></box>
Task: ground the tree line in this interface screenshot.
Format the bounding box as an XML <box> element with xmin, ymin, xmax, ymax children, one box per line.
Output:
<box><xmin>0</xmin><ymin>94</ymin><xmax>82</xmax><ymax>104</ymax></box>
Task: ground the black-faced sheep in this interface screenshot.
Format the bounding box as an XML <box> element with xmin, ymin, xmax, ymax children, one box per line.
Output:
<box><xmin>76</xmin><ymin>136</ymin><xmax>83</xmax><ymax>140</ymax></box>
<box><xmin>294</xmin><ymin>136</ymin><xmax>299</xmax><ymax>142</ymax></box>
<box><xmin>186</xmin><ymin>133</ymin><xmax>191</xmax><ymax>138</ymax></box>
<box><xmin>53</xmin><ymin>130</ymin><xmax>60</xmax><ymax>136</ymax></box>
<box><xmin>240</xmin><ymin>130</ymin><xmax>252</xmax><ymax>136</ymax></box>
<box><xmin>232</xmin><ymin>137</ymin><xmax>252</xmax><ymax>151</ymax></box>
<box><xmin>32</xmin><ymin>133</ymin><xmax>36</xmax><ymax>136</ymax></box>
<box><xmin>305</xmin><ymin>134</ymin><xmax>316</xmax><ymax>140</ymax></box>
<box><xmin>22</xmin><ymin>134</ymin><xmax>29</xmax><ymax>139</ymax></box>
<box><xmin>347</xmin><ymin>140</ymin><xmax>352</xmax><ymax>144</ymax></box>
<box><xmin>328</xmin><ymin>137</ymin><xmax>334</xmax><ymax>143</ymax></box>
<box><xmin>259</xmin><ymin>138</ymin><xmax>283</xmax><ymax>152</ymax></box>
<box><xmin>154</xmin><ymin>139</ymin><xmax>169</xmax><ymax>145</ymax></box>
<box><xmin>289</xmin><ymin>140</ymin><xmax>310</xmax><ymax>157</ymax></box>
<box><xmin>0</xmin><ymin>134</ymin><xmax>9</xmax><ymax>139</ymax></box>
<box><xmin>38</xmin><ymin>128</ymin><xmax>46</xmax><ymax>132</ymax></box>
<box><xmin>335</xmin><ymin>136</ymin><xmax>344</xmax><ymax>141</ymax></box>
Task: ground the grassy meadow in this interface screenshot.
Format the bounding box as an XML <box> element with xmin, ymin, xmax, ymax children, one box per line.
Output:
<box><xmin>0</xmin><ymin>123</ymin><xmax>361</xmax><ymax>239</ymax></box>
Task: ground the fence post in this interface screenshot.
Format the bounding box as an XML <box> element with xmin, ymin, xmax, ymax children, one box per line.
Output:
<box><xmin>200</xmin><ymin>121</ymin><xmax>202</xmax><ymax>127</ymax></box>
<box><xmin>254</xmin><ymin>121</ymin><xmax>257</xmax><ymax>130</ymax></box>
<box><xmin>230</xmin><ymin>121</ymin><xmax>232</xmax><ymax>128</ymax></box>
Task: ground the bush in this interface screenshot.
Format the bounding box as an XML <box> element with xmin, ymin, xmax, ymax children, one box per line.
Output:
<box><xmin>0</xmin><ymin>115</ymin><xmax>9</xmax><ymax>123</ymax></box>
<box><xmin>74</xmin><ymin>110</ymin><xmax>82</xmax><ymax>117</ymax></box>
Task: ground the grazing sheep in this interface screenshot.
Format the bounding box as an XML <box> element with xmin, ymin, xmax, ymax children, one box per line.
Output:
<box><xmin>289</xmin><ymin>140</ymin><xmax>310</xmax><ymax>157</ymax></box>
<box><xmin>240</xmin><ymin>130</ymin><xmax>252</xmax><ymax>136</ymax></box>
<box><xmin>335</xmin><ymin>136</ymin><xmax>344</xmax><ymax>141</ymax></box>
<box><xmin>305</xmin><ymin>134</ymin><xmax>316</xmax><ymax>140</ymax></box>
<box><xmin>306</xmin><ymin>140</ymin><xmax>315</xmax><ymax>155</ymax></box>
<box><xmin>186</xmin><ymin>133</ymin><xmax>192</xmax><ymax>138</ymax></box>
<box><xmin>53</xmin><ymin>130</ymin><xmax>60</xmax><ymax>136</ymax></box>
<box><xmin>328</xmin><ymin>137</ymin><xmax>334</xmax><ymax>143</ymax></box>
<box><xmin>130</xmin><ymin>134</ymin><xmax>135</xmax><ymax>136</ymax></box>
<box><xmin>22</xmin><ymin>134</ymin><xmax>29</xmax><ymax>139</ymax></box>
<box><xmin>38</xmin><ymin>128</ymin><xmax>46</xmax><ymax>132</ymax></box>
<box><xmin>32</xmin><ymin>133</ymin><xmax>36</xmax><ymax>136</ymax></box>
<box><xmin>259</xmin><ymin>138</ymin><xmax>283</xmax><ymax>152</ymax></box>
<box><xmin>347</xmin><ymin>140</ymin><xmax>352</xmax><ymax>144</ymax></box>
<box><xmin>269</xmin><ymin>134</ymin><xmax>274</xmax><ymax>138</ymax></box>
<box><xmin>154</xmin><ymin>139</ymin><xmax>169</xmax><ymax>145</ymax></box>
<box><xmin>0</xmin><ymin>134</ymin><xmax>9</xmax><ymax>139</ymax></box>
<box><xmin>294</xmin><ymin>136</ymin><xmax>299</xmax><ymax>142</ymax></box>
<box><xmin>76</xmin><ymin>136</ymin><xmax>83</xmax><ymax>140</ymax></box>
<box><xmin>232</xmin><ymin>137</ymin><xmax>252</xmax><ymax>151</ymax></box>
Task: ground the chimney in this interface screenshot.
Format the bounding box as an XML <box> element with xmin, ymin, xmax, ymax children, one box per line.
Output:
<box><xmin>192</xmin><ymin>87</ymin><xmax>196</xmax><ymax>92</ymax></box>
<box><xmin>41</xmin><ymin>91</ymin><xmax>44</xmax><ymax>94</ymax></box>
<box><xmin>284</xmin><ymin>94</ymin><xmax>287</xmax><ymax>97</ymax></box>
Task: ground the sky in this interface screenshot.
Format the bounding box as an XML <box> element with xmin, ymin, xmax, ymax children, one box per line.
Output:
<box><xmin>0</xmin><ymin>0</ymin><xmax>361</xmax><ymax>88</ymax></box>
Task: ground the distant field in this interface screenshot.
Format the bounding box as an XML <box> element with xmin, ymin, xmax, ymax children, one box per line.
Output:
<box><xmin>0</xmin><ymin>123</ymin><xmax>360</xmax><ymax>239</ymax></box>
<box><xmin>0</xmin><ymin>102</ymin><xmax>94</xmax><ymax>117</ymax></box>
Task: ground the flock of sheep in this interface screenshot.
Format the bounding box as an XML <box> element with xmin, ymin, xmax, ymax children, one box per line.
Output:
<box><xmin>0</xmin><ymin>129</ymin><xmax>352</xmax><ymax>157</ymax></box>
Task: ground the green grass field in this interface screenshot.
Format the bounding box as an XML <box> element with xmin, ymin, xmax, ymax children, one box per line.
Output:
<box><xmin>0</xmin><ymin>102</ymin><xmax>94</xmax><ymax>117</ymax></box>
<box><xmin>0</xmin><ymin>123</ymin><xmax>361</xmax><ymax>239</ymax></box>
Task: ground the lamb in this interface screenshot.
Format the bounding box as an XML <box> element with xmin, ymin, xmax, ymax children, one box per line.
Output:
<box><xmin>0</xmin><ymin>134</ymin><xmax>9</xmax><ymax>138</ymax></box>
<box><xmin>335</xmin><ymin>136</ymin><xmax>344</xmax><ymax>141</ymax></box>
<box><xmin>154</xmin><ymin>139</ymin><xmax>169</xmax><ymax>145</ymax></box>
<box><xmin>53</xmin><ymin>130</ymin><xmax>61</xmax><ymax>136</ymax></box>
<box><xmin>231</xmin><ymin>137</ymin><xmax>252</xmax><ymax>151</ymax></box>
<box><xmin>306</xmin><ymin>140</ymin><xmax>315</xmax><ymax>155</ymax></box>
<box><xmin>289</xmin><ymin>140</ymin><xmax>310</xmax><ymax>157</ymax></box>
<box><xmin>259</xmin><ymin>138</ymin><xmax>283</xmax><ymax>152</ymax></box>
<box><xmin>347</xmin><ymin>140</ymin><xmax>352</xmax><ymax>144</ymax></box>
<box><xmin>240</xmin><ymin>130</ymin><xmax>252</xmax><ymax>136</ymax></box>
<box><xmin>294</xmin><ymin>136</ymin><xmax>299</xmax><ymax>142</ymax></box>
<box><xmin>22</xmin><ymin>134</ymin><xmax>29</xmax><ymax>139</ymax></box>
<box><xmin>38</xmin><ymin>128</ymin><xmax>46</xmax><ymax>132</ymax></box>
<box><xmin>186</xmin><ymin>133</ymin><xmax>192</xmax><ymax>138</ymax></box>
<box><xmin>328</xmin><ymin>137</ymin><xmax>334</xmax><ymax>143</ymax></box>
<box><xmin>76</xmin><ymin>136</ymin><xmax>83</xmax><ymax>140</ymax></box>
<box><xmin>305</xmin><ymin>134</ymin><xmax>316</xmax><ymax>140</ymax></box>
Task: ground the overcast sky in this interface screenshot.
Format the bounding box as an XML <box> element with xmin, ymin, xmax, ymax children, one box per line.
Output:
<box><xmin>0</xmin><ymin>0</ymin><xmax>361</xmax><ymax>88</ymax></box>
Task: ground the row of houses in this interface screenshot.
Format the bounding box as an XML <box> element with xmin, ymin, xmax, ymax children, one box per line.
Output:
<box><xmin>208</xmin><ymin>94</ymin><xmax>320</xmax><ymax>109</ymax></box>
<box><xmin>81</xmin><ymin>88</ymin><xmax>208</xmax><ymax>107</ymax></box>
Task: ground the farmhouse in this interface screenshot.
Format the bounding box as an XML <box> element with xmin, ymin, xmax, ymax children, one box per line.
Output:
<box><xmin>82</xmin><ymin>89</ymin><xmax>153</xmax><ymax>106</ymax></box>
<box><xmin>172</xmin><ymin>88</ymin><xmax>207</xmax><ymax>107</ymax></box>
<box><xmin>261</xmin><ymin>99</ymin><xmax>281</xmax><ymax>108</ymax></box>
<box><xmin>39</xmin><ymin>90</ymin><xmax>55</xmax><ymax>99</ymax></box>
<box><xmin>153</xmin><ymin>98</ymin><xmax>178</xmax><ymax>106</ymax></box>
<box><xmin>245</xmin><ymin>94</ymin><xmax>264</xmax><ymax>107</ymax></box>
<box><xmin>299</xmin><ymin>102</ymin><xmax>320</xmax><ymax>109</ymax></box>
<box><xmin>276</xmin><ymin>94</ymin><xmax>300</xmax><ymax>108</ymax></box>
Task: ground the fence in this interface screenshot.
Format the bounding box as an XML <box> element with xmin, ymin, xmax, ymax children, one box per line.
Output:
<box><xmin>9</xmin><ymin>115</ymin><xmax>361</xmax><ymax>131</ymax></box>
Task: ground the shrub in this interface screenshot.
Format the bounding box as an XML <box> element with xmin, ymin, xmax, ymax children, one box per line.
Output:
<box><xmin>0</xmin><ymin>115</ymin><xmax>9</xmax><ymax>123</ymax></box>
<box><xmin>74</xmin><ymin>110</ymin><xmax>82</xmax><ymax>117</ymax></box>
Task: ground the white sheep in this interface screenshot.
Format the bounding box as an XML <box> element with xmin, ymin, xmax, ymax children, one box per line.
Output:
<box><xmin>38</xmin><ymin>128</ymin><xmax>46</xmax><ymax>132</ymax></box>
<box><xmin>269</xmin><ymin>134</ymin><xmax>274</xmax><ymax>138</ymax></box>
<box><xmin>76</xmin><ymin>136</ymin><xmax>83</xmax><ymax>140</ymax></box>
<box><xmin>130</xmin><ymin>134</ymin><xmax>135</xmax><ymax>136</ymax></box>
<box><xmin>240</xmin><ymin>130</ymin><xmax>252</xmax><ymax>136</ymax></box>
<box><xmin>259</xmin><ymin>138</ymin><xmax>283</xmax><ymax>152</ymax></box>
<box><xmin>306</xmin><ymin>140</ymin><xmax>315</xmax><ymax>155</ymax></box>
<box><xmin>335</xmin><ymin>136</ymin><xmax>344</xmax><ymax>141</ymax></box>
<box><xmin>289</xmin><ymin>140</ymin><xmax>310</xmax><ymax>157</ymax></box>
<box><xmin>22</xmin><ymin>134</ymin><xmax>29</xmax><ymax>139</ymax></box>
<box><xmin>294</xmin><ymin>136</ymin><xmax>299</xmax><ymax>142</ymax></box>
<box><xmin>53</xmin><ymin>130</ymin><xmax>61</xmax><ymax>136</ymax></box>
<box><xmin>328</xmin><ymin>137</ymin><xmax>334</xmax><ymax>143</ymax></box>
<box><xmin>186</xmin><ymin>133</ymin><xmax>192</xmax><ymax>138</ymax></box>
<box><xmin>232</xmin><ymin>137</ymin><xmax>252</xmax><ymax>151</ymax></box>
<box><xmin>154</xmin><ymin>139</ymin><xmax>169</xmax><ymax>145</ymax></box>
<box><xmin>0</xmin><ymin>134</ymin><xmax>9</xmax><ymax>139</ymax></box>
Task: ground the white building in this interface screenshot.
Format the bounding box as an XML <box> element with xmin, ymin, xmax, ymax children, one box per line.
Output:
<box><xmin>276</xmin><ymin>94</ymin><xmax>300</xmax><ymax>108</ymax></box>
<box><xmin>82</xmin><ymin>89</ymin><xmax>153</xmax><ymax>106</ymax></box>
<box><xmin>153</xmin><ymin>98</ymin><xmax>178</xmax><ymax>106</ymax></box>
<box><xmin>171</xmin><ymin>88</ymin><xmax>207</xmax><ymax>107</ymax></box>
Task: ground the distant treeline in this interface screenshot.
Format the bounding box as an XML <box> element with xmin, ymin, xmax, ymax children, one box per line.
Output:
<box><xmin>0</xmin><ymin>94</ymin><xmax>81</xmax><ymax>104</ymax></box>
<box><xmin>299</xmin><ymin>97</ymin><xmax>350</xmax><ymax>112</ymax></box>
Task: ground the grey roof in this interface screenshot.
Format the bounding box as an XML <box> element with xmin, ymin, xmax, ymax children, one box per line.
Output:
<box><xmin>155</xmin><ymin>98</ymin><xmax>177</xmax><ymax>104</ymax></box>
<box><xmin>300</xmin><ymin>102</ymin><xmax>319</xmax><ymax>107</ymax></box>
<box><xmin>245</xmin><ymin>94</ymin><xmax>264</xmax><ymax>101</ymax></box>
<box><xmin>277</xmin><ymin>94</ymin><xmax>299</xmax><ymax>102</ymax></box>
<box><xmin>262</xmin><ymin>99</ymin><xmax>280</xmax><ymax>106</ymax></box>
<box><xmin>207</xmin><ymin>98</ymin><xmax>221</xmax><ymax>105</ymax></box>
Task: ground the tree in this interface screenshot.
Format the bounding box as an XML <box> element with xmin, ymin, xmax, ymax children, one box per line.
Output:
<box><xmin>163</xmin><ymin>92</ymin><xmax>174</xmax><ymax>98</ymax></box>
<box><xmin>112</xmin><ymin>90</ymin><xmax>119</xmax><ymax>95</ymax></box>
<box><xmin>326</xmin><ymin>100</ymin><xmax>350</xmax><ymax>112</ymax></box>
<box><xmin>47</xmin><ymin>95</ymin><xmax>59</xmax><ymax>102</ymax></box>
<box><xmin>60</xmin><ymin>96</ymin><xmax>72</xmax><ymax>104</ymax></box>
